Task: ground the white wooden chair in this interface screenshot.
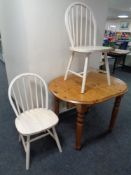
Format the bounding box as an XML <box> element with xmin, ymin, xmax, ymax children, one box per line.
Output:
<box><xmin>64</xmin><ymin>2</ymin><xmax>111</xmax><ymax>93</ymax></box>
<box><xmin>8</xmin><ymin>73</ymin><xmax>62</xmax><ymax>170</ymax></box>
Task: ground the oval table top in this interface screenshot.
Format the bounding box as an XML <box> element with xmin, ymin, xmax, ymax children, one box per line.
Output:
<box><xmin>49</xmin><ymin>72</ymin><xmax>128</xmax><ymax>105</ymax></box>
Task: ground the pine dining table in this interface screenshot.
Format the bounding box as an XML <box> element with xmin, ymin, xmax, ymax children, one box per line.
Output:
<box><xmin>49</xmin><ymin>72</ymin><xmax>128</xmax><ymax>150</ymax></box>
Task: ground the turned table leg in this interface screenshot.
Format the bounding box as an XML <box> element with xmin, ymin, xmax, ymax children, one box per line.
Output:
<box><xmin>108</xmin><ymin>95</ymin><xmax>123</xmax><ymax>132</ymax></box>
<box><xmin>54</xmin><ymin>96</ymin><xmax>60</xmax><ymax>115</ymax></box>
<box><xmin>76</xmin><ymin>104</ymin><xmax>87</xmax><ymax>150</ymax></box>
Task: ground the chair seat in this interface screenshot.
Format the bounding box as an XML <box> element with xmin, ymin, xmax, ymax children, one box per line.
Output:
<box><xmin>70</xmin><ymin>46</ymin><xmax>113</xmax><ymax>53</ymax></box>
<box><xmin>15</xmin><ymin>108</ymin><xmax>59</xmax><ymax>135</ymax></box>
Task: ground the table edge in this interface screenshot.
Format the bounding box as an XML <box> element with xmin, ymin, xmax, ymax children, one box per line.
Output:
<box><xmin>49</xmin><ymin>88</ymin><xmax>128</xmax><ymax>105</ymax></box>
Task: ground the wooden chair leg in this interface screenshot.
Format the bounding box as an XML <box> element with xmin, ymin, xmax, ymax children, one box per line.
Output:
<box><xmin>104</xmin><ymin>52</ymin><xmax>111</xmax><ymax>85</ymax></box>
<box><xmin>26</xmin><ymin>136</ymin><xmax>30</xmax><ymax>170</ymax></box>
<box><xmin>122</xmin><ymin>55</ymin><xmax>126</xmax><ymax>69</ymax></box>
<box><xmin>64</xmin><ymin>52</ymin><xmax>74</xmax><ymax>80</ymax></box>
<box><xmin>81</xmin><ymin>56</ymin><xmax>89</xmax><ymax>93</ymax></box>
<box><xmin>52</xmin><ymin>127</ymin><xmax>62</xmax><ymax>152</ymax></box>
<box><xmin>112</xmin><ymin>57</ymin><xmax>117</xmax><ymax>74</ymax></box>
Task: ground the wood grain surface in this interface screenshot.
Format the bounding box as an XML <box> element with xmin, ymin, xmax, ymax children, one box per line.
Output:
<box><xmin>49</xmin><ymin>72</ymin><xmax>127</xmax><ymax>105</ymax></box>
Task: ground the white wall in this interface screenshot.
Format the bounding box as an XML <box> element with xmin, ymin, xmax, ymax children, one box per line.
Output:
<box><xmin>26</xmin><ymin>0</ymin><xmax>108</xmax><ymax>76</ymax></box>
<box><xmin>0</xmin><ymin>0</ymin><xmax>30</xmax><ymax>77</ymax></box>
<box><xmin>0</xmin><ymin>0</ymin><xmax>108</xmax><ymax>108</ymax></box>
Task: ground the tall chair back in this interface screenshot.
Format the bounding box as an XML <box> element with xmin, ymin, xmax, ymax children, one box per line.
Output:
<box><xmin>8</xmin><ymin>73</ymin><xmax>48</xmax><ymax>117</ymax></box>
<box><xmin>65</xmin><ymin>2</ymin><xmax>97</xmax><ymax>47</ymax></box>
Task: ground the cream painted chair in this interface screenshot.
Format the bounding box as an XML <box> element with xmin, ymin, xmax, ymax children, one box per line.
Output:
<box><xmin>8</xmin><ymin>73</ymin><xmax>62</xmax><ymax>170</ymax></box>
<box><xmin>64</xmin><ymin>2</ymin><xmax>112</xmax><ymax>93</ymax></box>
